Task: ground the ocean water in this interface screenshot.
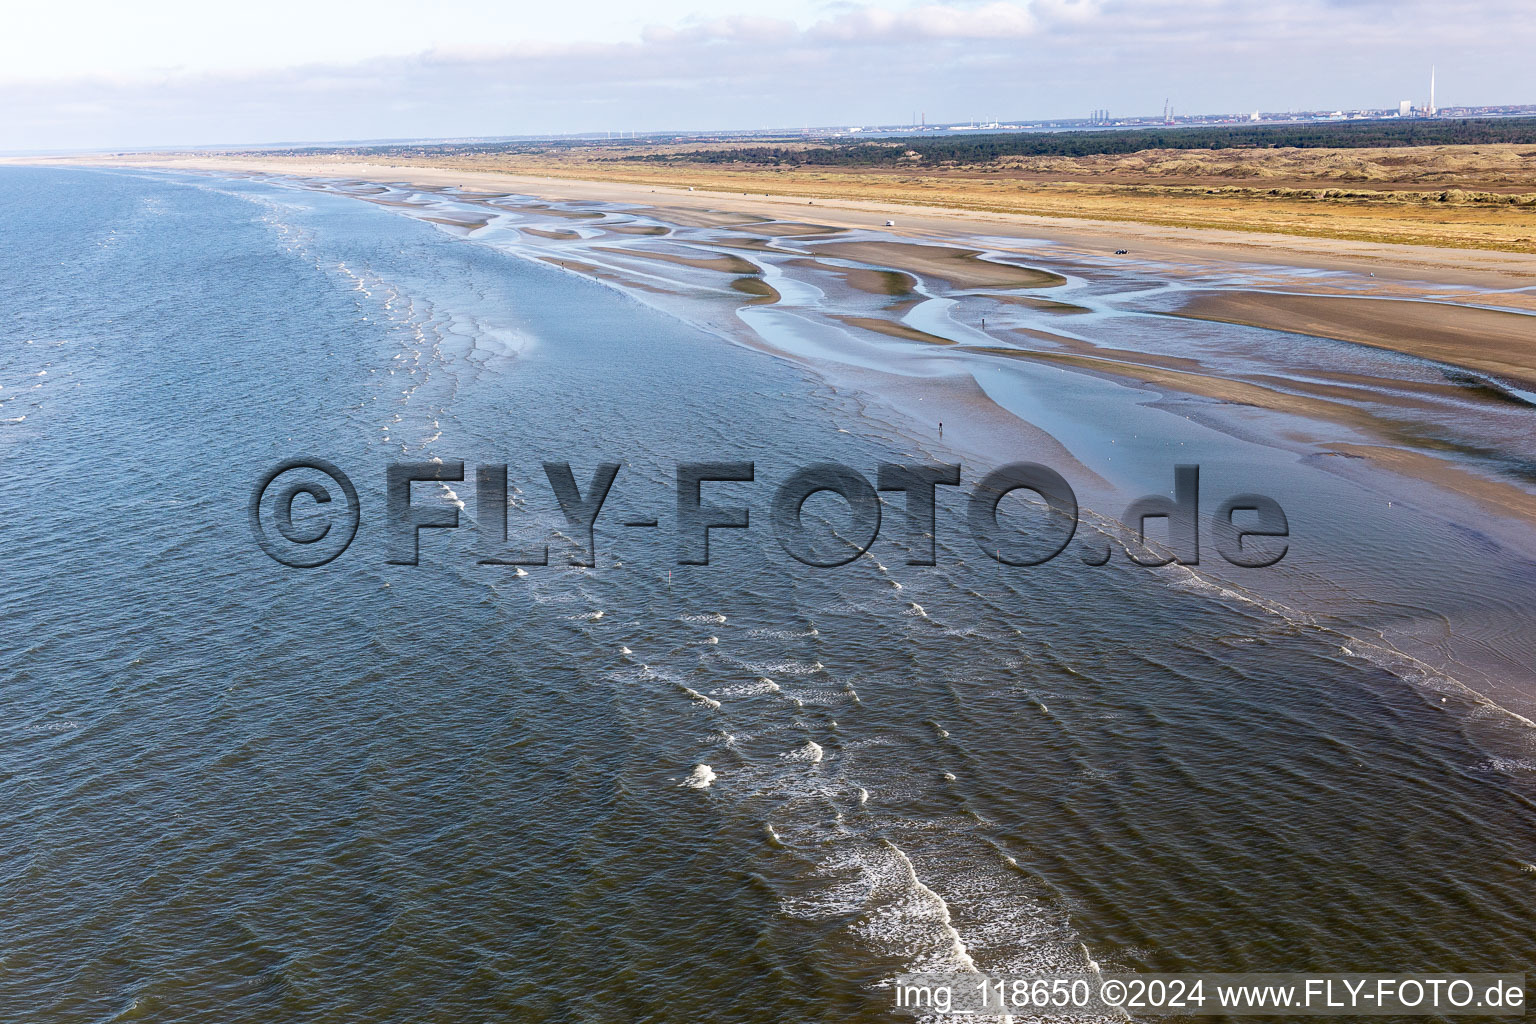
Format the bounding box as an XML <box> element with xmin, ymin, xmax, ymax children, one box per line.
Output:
<box><xmin>1</xmin><ymin>166</ymin><xmax>1533</xmax><ymax>1023</ymax></box>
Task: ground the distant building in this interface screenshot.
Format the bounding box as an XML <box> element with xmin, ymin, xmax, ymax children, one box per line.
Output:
<box><xmin>1399</xmin><ymin>100</ymin><xmax>1413</xmax><ymax>116</ymax></box>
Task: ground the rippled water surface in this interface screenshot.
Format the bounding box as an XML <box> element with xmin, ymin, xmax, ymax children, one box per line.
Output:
<box><xmin>1</xmin><ymin>167</ymin><xmax>1533</xmax><ymax>1023</ymax></box>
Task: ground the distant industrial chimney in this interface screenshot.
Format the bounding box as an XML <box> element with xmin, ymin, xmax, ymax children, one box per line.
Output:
<box><xmin>1429</xmin><ymin>66</ymin><xmax>1436</xmax><ymax>117</ymax></box>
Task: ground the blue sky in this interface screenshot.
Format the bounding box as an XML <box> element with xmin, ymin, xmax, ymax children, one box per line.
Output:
<box><xmin>5</xmin><ymin>0</ymin><xmax>1533</xmax><ymax>151</ymax></box>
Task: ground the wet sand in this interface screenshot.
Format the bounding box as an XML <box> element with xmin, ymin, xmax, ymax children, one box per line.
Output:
<box><xmin>728</xmin><ymin>221</ymin><xmax>844</xmax><ymax>237</ymax></box>
<box><xmin>593</xmin><ymin>246</ymin><xmax>759</xmax><ymax>275</ymax></box>
<box><xmin>991</xmin><ymin>294</ymin><xmax>1093</xmax><ymax>315</ymax></box>
<box><xmin>1323</xmin><ymin>443</ymin><xmax>1536</xmax><ymax>523</ymax></box>
<box><xmin>1170</xmin><ymin>291</ymin><xmax>1536</xmax><ymax>387</ymax></box>
<box><xmin>811</xmin><ymin>241</ymin><xmax>1067</xmax><ymax>289</ymax></box>
<box><xmin>521</xmin><ymin>226</ymin><xmax>579</xmax><ymax>240</ymax></box>
<box><xmin>831</xmin><ymin>315</ymin><xmax>956</xmax><ymax>345</ymax></box>
<box><xmin>784</xmin><ymin>259</ymin><xmax>917</xmax><ymax>297</ymax></box>
<box><xmin>729</xmin><ymin>277</ymin><xmax>780</xmax><ymax>304</ymax></box>
<box><xmin>419</xmin><ymin>213</ymin><xmax>494</xmax><ymax>230</ymax></box>
<box><xmin>520</xmin><ymin>204</ymin><xmax>605</xmax><ymax>220</ymax></box>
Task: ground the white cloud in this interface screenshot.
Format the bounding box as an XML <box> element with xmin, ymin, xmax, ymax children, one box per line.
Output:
<box><xmin>3</xmin><ymin>0</ymin><xmax>1532</xmax><ymax>151</ymax></box>
<box><xmin>807</xmin><ymin>2</ymin><xmax>1051</xmax><ymax>41</ymax></box>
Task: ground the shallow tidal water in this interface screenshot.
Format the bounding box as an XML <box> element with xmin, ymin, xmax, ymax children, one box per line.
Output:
<box><xmin>1</xmin><ymin>166</ymin><xmax>1533</xmax><ymax>1023</ymax></box>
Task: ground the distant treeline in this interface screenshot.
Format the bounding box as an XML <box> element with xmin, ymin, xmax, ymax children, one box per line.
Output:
<box><xmin>252</xmin><ymin>139</ymin><xmax>585</xmax><ymax>160</ymax></box>
<box><xmin>611</xmin><ymin>118</ymin><xmax>1536</xmax><ymax>167</ymax></box>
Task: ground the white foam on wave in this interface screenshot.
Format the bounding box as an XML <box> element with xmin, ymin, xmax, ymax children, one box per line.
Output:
<box><xmin>883</xmin><ymin>840</ymin><xmax>980</xmax><ymax>974</ymax></box>
<box><xmin>782</xmin><ymin>740</ymin><xmax>824</xmax><ymax>764</ymax></box>
<box><xmin>1336</xmin><ymin>632</ymin><xmax>1536</xmax><ymax>729</ymax></box>
<box><xmin>1470</xmin><ymin>756</ymin><xmax>1536</xmax><ymax>775</ymax></box>
<box><xmin>738</xmin><ymin>658</ymin><xmax>823</xmax><ymax>676</ymax></box>
<box><xmin>746</xmin><ymin>627</ymin><xmax>818</xmax><ymax>640</ymax></box>
<box><xmin>777</xmin><ymin>834</ymin><xmax>994</xmax><ymax>979</ymax></box>
<box><xmin>682</xmin><ymin>764</ymin><xmax>716</xmax><ymax>789</ymax></box>
<box><xmin>711</xmin><ymin>678</ymin><xmax>780</xmax><ymax>697</ymax></box>
<box><xmin>682</xmin><ymin>612</ymin><xmax>728</xmax><ymax>624</ymax></box>
<box><xmin>681</xmin><ymin>685</ymin><xmax>722</xmax><ymax>709</ymax></box>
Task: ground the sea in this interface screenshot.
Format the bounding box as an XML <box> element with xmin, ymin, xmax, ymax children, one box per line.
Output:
<box><xmin>1</xmin><ymin>165</ymin><xmax>1532</xmax><ymax>1022</ymax></box>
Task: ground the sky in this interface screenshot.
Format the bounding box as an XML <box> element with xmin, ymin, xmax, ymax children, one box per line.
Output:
<box><xmin>4</xmin><ymin>0</ymin><xmax>1534</xmax><ymax>152</ymax></box>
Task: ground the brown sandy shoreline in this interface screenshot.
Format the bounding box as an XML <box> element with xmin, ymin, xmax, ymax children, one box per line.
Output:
<box><xmin>21</xmin><ymin>154</ymin><xmax>1536</xmax><ymax>291</ymax></box>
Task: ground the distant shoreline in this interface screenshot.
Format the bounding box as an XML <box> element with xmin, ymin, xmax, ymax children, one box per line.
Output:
<box><xmin>15</xmin><ymin>152</ymin><xmax>1536</xmax><ymax>279</ymax></box>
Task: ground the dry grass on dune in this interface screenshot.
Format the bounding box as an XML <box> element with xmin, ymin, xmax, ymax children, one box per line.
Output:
<box><xmin>992</xmin><ymin>143</ymin><xmax>1536</xmax><ymax>190</ymax></box>
<box><xmin>335</xmin><ymin>143</ymin><xmax>1536</xmax><ymax>251</ymax></box>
